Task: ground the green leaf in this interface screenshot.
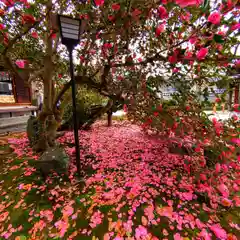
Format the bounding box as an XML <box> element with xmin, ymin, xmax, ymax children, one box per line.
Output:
<box><xmin>19</xmin><ymin>236</ymin><xmax>27</xmax><ymax>240</ymax></box>
<box><xmin>214</xmin><ymin>34</ymin><xmax>225</xmax><ymax>43</ymax></box>
<box><xmin>203</xmin><ymin>0</ymin><xmax>210</xmax><ymax>9</ymax></box>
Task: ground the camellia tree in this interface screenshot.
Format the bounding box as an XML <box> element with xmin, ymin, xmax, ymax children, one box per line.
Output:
<box><xmin>0</xmin><ymin>1</ymin><xmax>240</xmax><ymax>239</ymax></box>
<box><xmin>0</xmin><ymin>0</ymin><xmax>239</xmax><ymax>153</ymax></box>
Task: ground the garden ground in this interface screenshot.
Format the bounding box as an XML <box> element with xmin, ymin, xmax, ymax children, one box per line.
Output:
<box><xmin>0</xmin><ymin>121</ymin><xmax>239</xmax><ymax>240</ymax></box>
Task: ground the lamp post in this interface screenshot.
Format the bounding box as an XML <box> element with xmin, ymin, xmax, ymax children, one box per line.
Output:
<box><xmin>58</xmin><ymin>15</ymin><xmax>84</xmax><ymax>177</ymax></box>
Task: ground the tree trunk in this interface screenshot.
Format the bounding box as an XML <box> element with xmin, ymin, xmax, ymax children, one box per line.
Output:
<box><xmin>82</xmin><ymin>99</ymin><xmax>114</xmax><ymax>129</ymax></box>
<box><xmin>33</xmin><ymin>112</ymin><xmax>49</xmax><ymax>152</ymax></box>
<box><xmin>33</xmin><ymin>0</ymin><xmax>55</xmax><ymax>152</ymax></box>
<box><xmin>107</xmin><ymin>109</ymin><xmax>112</xmax><ymax>127</ymax></box>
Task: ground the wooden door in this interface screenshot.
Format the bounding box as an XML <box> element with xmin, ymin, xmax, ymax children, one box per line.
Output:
<box><xmin>13</xmin><ymin>75</ymin><xmax>31</xmax><ymax>103</ymax></box>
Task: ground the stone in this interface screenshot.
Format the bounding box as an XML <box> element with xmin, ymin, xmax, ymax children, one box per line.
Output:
<box><xmin>35</xmin><ymin>147</ymin><xmax>69</xmax><ymax>178</ymax></box>
<box><xmin>26</xmin><ymin>116</ymin><xmax>39</xmax><ymax>146</ymax></box>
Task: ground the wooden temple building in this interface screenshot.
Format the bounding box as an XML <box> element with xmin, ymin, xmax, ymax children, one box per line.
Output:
<box><xmin>0</xmin><ymin>57</ymin><xmax>37</xmax><ymax>119</ymax></box>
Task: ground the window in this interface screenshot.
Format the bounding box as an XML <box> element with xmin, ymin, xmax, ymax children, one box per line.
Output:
<box><xmin>0</xmin><ymin>71</ymin><xmax>13</xmax><ymax>95</ymax></box>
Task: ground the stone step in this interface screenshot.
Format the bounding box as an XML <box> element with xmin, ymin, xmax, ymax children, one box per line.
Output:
<box><xmin>0</xmin><ymin>115</ymin><xmax>29</xmax><ymax>129</ymax></box>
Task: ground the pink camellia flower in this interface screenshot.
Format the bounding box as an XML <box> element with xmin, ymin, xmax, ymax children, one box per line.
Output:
<box><xmin>231</xmin><ymin>138</ymin><xmax>240</xmax><ymax>146</ymax></box>
<box><xmin>235</xmin><ymin>60</ymin><xmax>240</xmax><ymax>68</ymax></box>
<box><xmin>189</xmin><ymin>36</ymin><xmax>197</xmax><ymax>44</ymax></box>
<box><xmin>158</xmin><ymin>6</ymin><xmax>168</xmax><ymax>19</ymax></box>
<box><xmin>95</xmin><ymin>0</ymin><xmax>104</xmax><ymax>6</ymax></box>
<box><xmin>156</xmin><ymin>23</ymin><xmax>165</xmax><ymax>36</ymax></box>
<box><xmin>135</xmin><ymin>225</ymin><xmax>148</xmax><ymax>239</ymax></box>
<box><xmin>180</xmin><ymin>12</ymin><xmax>191</xmax><ymax>22</ymax></box>
<box><xmin>221</xmin><ymin>198</ymin><xmax>232</xmax><ymax>207</ymax></box>
<box><xmin>233</xmin><ymin>103</ymin><xmax>240</xmax><ymax>112</ymax></box>
<box><xmin>123</xmin><ymin>104</ymin><xmax>128</xmax><ymax>112</ymax></box>
<box><xmin>209</xmin><ymin>224</ymin><xmax>227</xmax><ymax>239</ymax></box>
<box><xmin>112</xmin><ymin>3</ymin><xmax>120</xmax><ymax>11</ymax></box>
<box><xmin>208</xmin><ymin>12</ymin><xmax>221</xmax><ymax>25</ymax></box>
<box><xmin>62</xmin><ymin>205</ymin><xmax>74</xmax><ymax>217</ymax></box>
<box><xmin>174</xmin><ymin>233</ymin><xmax>182</xmax><ymax>240</ymax></box>
<box><xmin>197</xmin><ymin>48</ymin><xmax>208</xmax><ymax>60</ymax></box>
<box><xmin>15</xmin><ymin>60</ymin><xmax>25</xmax><ymax>68</ymax></box>
<box><xmin>199</xmin><ymin>229</ymin><xmax>211</xmax><ymax>240</ymax></box>
<box><xmin>218</xmin><ymin>183</ymin><xmax>229</xmax><ymax>198</ymax></box>
<box><xmin>215</xmin><ymin>163</ymin><xmax>221</xmax><ymax>173</ymax></box>
<box><xmin>175</xmin><ymin>0</ymin><xmax>202</xmax><ymax>8</ymax></box>
<box><xmin>231</xmin><ymin>23</ymin><xmax>240</xmax><ymax>31</ymax></box>
<box><xmin>233</xmin><ymin>196</ymin><xmax>240</xmax><ymax>207</ymax></box>
<box><xmin>195</xmin><ymin>219</ymin><xmax>205</xmax><ymax>229</ymax></box>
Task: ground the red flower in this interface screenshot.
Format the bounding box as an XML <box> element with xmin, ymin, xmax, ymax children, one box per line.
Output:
<box><xmin>233</xmin><ymin>104</ymin><xmax>240</xmax><ymax>112</ymax></box>
<box><xmin>80</xmin><ymin>14</ymin><xmax>89</xmax><ymax>19</ymax></box>
<box><xmin>22</xmin><ymin>14</ymin><xmax>35</xmax><ymax>24</ymax></box>
<box><xmin>189</xmin><ymin>37</ymin><xmax>197</xmax><ymax>45</ymax></box>
<box><xmin>0</xmin><ymin>24</ymin><xmax>5</xmax><ymax>31</ymax></box>
<box><xmin>117</xmin><ymin>76</ymin><xmax>124</xmax><ymax>81</ymax></box>
<box><xmin>208</xmin><ymin>12</ymin><xmax>221</xmax><ymax>25</ymax></box>
<box><xmin>153</xmin><ymin>111</ymin><xmax>159</xmax><ymax>117</ymax></box>
<box><xmin>80</xmin><ymin>56</ymin><xmax>84</xmax><ymax>62</ymax></box>
<box><xmin>156</xmin><ymin>23</ymin><xmax>165</xmax><ymax>36</ymax></box>
<box><xmin>184</xmin><ymin>51</ymin><xmax>193</xmax><ymax>60</ymax></box>
<box><xmin>103</xmin><ymin>43</ymin><xmax>112</xmax><ymax>49</ymax></box>
<box><xmin>232</xmin><ymin>115</ymin><xmax>238</xmax><ymax>121</ymax></box>
<box><xmin>186</xmin><ymin>106</ymin><xmax>191</xmax><ymax>111</ymax></box>
<box><xmin>3</xmin><ymin>0</ymin><xmax>14</xmax><ymax>7</ymax></box>
<box><xmin>215</xmin><ymin>98</ymin><xmax>221</xmax><ymax>103</ymax></box>
<box><xmin>51</xmin><ymin>33</ymin><xmax>56</xmax><ymax>39</ymax></box>
<box><xmin>95</xmin><ymin>0</ymin><xmax>104</xmax><ymax>6</ymax></box>
<box><xmin>180</xmin><ymin>12</ymin><xmax>191</xmax><ymax>22</ymax></box>
<box><xmin>112</xmin><ymin>3</ymin><xmax>120</xmax><ymax>11</ymax></box>
<box><xmin>123</xmin><ymin>104</ymin><xmax>128</xmax><ymax>112</ymax></box>
<box><xmin>31</xmin><ymin>31</ymin><xmax>38</xmax><ymax>39</ymax></box>
<box><xmin>15</xmin><ymin>60</ymin><xmax>25</xmax><ymax>69</ymax></box>
<box><xmin>231</xmin><ymin>23</ymin><xmax>240</xmax><ymax>31</ymax></box>
<box><xmin>175</xmin><ymin>0</ymin><xmax>202</xmax><ymax>8</ymax></box>
<box><xmin>168</xmin><ymin>55</ymin><xmax>177</xmax><ymax>64</ymax></box>
<box><xmin>158</xmin><ymin>6</ymin><xmax>168</xmax><ymax>19</ymax></box>
<box><xmin>132</xmin><ymin>8</ymin><xmax>141</xmax><ymax>18</ymax></box>
<box><xmin>108</xmin><ymin>15</ymin><xmax>115</xmax><ymax>22</ymax></box>
<box><xmin>197</xmin><ymin>48</ymin><xmax>208</xmax><ymax>60</ymax></box>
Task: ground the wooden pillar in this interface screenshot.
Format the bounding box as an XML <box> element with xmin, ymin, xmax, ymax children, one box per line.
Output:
<box><xmin>228</xmin><ymin>85</ymin><xmax>233</xmax><ymax>110</ymax></box>
<box><xmin>234</xmin><ymin>84</ymin><xmax>239</xmax><ymax>104</ymax></box>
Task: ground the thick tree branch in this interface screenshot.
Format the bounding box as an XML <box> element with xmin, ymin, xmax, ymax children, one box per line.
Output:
<box><xmin>54</xmin><ymin>75</ymin><xmax>110</xmax><ymax>109</ymax></box>
<box><xmin>2</xmin><ymin>13</ymin><xmax>46</xmax><ymax>82</ymax></box>
<box><xmin>112</xmin><ymin>52</ymin><xmax>166</xmax><ymax>68</ymax></box>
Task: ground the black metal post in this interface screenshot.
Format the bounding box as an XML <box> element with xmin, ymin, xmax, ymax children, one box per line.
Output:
<box><xmin>68</xmin><ymin>46</ymin><xmax>81</xmax><ymax>176</ymax></box>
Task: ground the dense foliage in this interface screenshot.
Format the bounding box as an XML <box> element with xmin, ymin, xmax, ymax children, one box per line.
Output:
<box><xmin>61</xmin><ymin>87</ymin><xmax>106</xmax><ymax>129</ymax></box>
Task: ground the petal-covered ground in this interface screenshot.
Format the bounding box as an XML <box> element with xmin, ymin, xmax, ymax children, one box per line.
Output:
<box><xmin>0</xmin><ymin>121</ymin><xmax>239</xmax><ymax>240</ymax></box>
